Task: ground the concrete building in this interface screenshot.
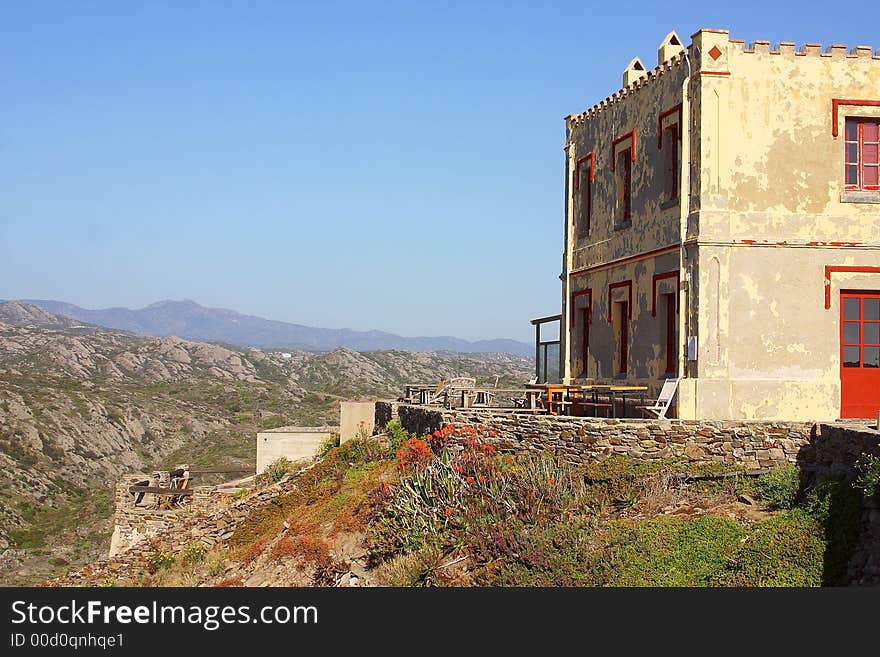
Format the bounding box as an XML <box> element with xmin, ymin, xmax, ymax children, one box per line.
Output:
<box><xmin>339</xmin><ymin>401</ymin><xmax>376</xmax><ymax>444</ymax></box>
<box><xmin>560</xmin><ymin>29</ymin><xmax>880</xmax><ymax>421</ymax></box>
<box><xmin>255</xmin><ymin>426</ymin><xmax>338</xmax><ymax>474</ymax></box>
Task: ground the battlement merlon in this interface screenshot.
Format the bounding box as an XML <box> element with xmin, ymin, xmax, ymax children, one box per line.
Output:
<box><xmin>565</xmin><ymin>28</ymin><xmax>880</xmax><ymax>131</ymax></box>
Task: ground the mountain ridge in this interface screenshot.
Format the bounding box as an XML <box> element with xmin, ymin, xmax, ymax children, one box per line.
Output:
<box><xmin>6</xmin><ymin>299</ymin><xmax>533</xmax><ymax>356</ymax></box>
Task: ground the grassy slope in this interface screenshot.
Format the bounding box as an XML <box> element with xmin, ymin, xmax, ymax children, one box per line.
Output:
<box><xmin>112</xmin><ymin>426</ymin><xmax>864</xmax><ymax>588</ymax></box>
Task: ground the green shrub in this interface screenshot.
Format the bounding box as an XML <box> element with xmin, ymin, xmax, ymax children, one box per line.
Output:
<box><xmin>151</xmin><ymin>551</ymin><xmax>176</xmax><ymax>571</ymax></box>
<box><xmin>478</xmin><ymin>518</ymin><xmax>603</xmax><ymax>586</ymax></box>
<box><xmin>802</xmin><ymin>478</ymin><xmax>862</xmax><ymax>585</ymax></box>
<box><xmin>755</xmin><ymin>465</ymin><xmax>800</xmax><ymax>509</ymax></box>
<box><xmin>373</xmin><ymin>545</ymin><xmax>444</xmax><ymax>586</ymax></box>
<box><xmin>600</xmin><ymin>515</ymin><xmax>746</xmax><ymax>587</ymax></box>
<box><xmin>713</xmin><ymin>510</ymin><xmax>824</xmax><ymax>587</ymax></box>
<box><xmin>180</xmin><ymin>542</ymin><xmax>207</xmax><ymax>567</ymax></box>
<box><xmin>255</xmin><ymin>457</ymin><xmax>293</xmax><ymax>487</ymax></box>
<box><xmin>259</xmin><ymin>415</ymin><xmax>289</xmax><ymax>430</ymax></box>
<box><xmin>854</xmin><ymin>453</ymin><xmax>880</xmax><ymax>498</ymax></box>
<box><xmin>385</xmin><ymin>419</ymin><xmax>409</xmax><ymax>451</ymax></box>
<box><xmin>318</xmin><ymin>433</ymin><xmax>340</xmax><ymax>458</ymax></box>
<box><xmin>231</xmin><ymin>488</ymin><xmax>251</xmax><ymax>502</ymax></box>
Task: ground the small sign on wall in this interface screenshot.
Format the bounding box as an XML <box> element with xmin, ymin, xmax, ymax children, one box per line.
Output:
<box><xmin>687</xmin><ymin>335</ymin><xmax>698</xmax><ymax>361</ymax></box>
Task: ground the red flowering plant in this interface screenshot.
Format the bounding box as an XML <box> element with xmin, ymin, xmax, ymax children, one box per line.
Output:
<box><xmin>368</xmin><ymin>424</ymin><xmax>519</xmax><ymax>560</ymax></box>
<box><xmin>366</xmin><ymin>422</ymin><xmax>601</xmax><ymax>583</ymax></box>
<box><xmin>395</xmin><ymin>437</ymin><xmax>434</xmax><ymax>472</ymax></box>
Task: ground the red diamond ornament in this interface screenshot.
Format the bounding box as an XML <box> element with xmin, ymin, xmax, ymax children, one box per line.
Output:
<box><xmin>708</xmin><ymin>45</ymin><xmax>723</xmax><ymax>60</ymax></box>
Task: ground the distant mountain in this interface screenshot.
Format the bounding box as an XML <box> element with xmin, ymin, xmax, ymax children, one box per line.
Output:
<box><xmin>9</xmin><ymin>299</ymin><xmax>533</xmax><ymax>356</ymax></box>
<box><xmin>0</xmin><ymin>300</ymin><xmax>84</xmax><ymax>329</ymax></box>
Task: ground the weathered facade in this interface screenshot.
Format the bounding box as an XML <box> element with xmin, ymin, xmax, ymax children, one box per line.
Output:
<box><xmin>562</xmin><ymin>29</ymin><xmax>880</xmax><ymax>421</ymax></box>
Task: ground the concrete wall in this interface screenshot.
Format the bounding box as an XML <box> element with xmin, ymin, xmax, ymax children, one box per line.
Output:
<box><xmin>340</xmin><ymin>401</ymin><xmax>376</xmax><ymax>444</ymax></box>
<box><xmin>560</xmin><ymin>28</ymin><xmax>880</xmax><ymax>420</ymax></box>
<box><xmin>256</xmin><ymin>426</ymin><xmax>338</xmax><ymax>474</ymax></box>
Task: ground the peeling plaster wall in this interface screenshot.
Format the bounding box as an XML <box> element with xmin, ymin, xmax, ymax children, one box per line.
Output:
<box><xmin>563</xmin><ymin>41</ymin><xmax>690</xmax><ymax>399</ymax></box>
<box><xmin>701</xmin><ymin>36</ymin><xmax>880</xmax><ymax>237</ymax></box>
<box><xmin>566</xmin><ymin>49</ymin><xmax>689</xmax><ymax>273</ymax></box>
<box><xmin>692</xmin><ymin>245</ymin><xmax>880</xmax><ymax>420</ymax></box>
<box><xmin>686</xmin><ymin>31</ymin><xmax>880</xmax><ymax>420</ymax></box>
<box><xmin>569</xmin><ymin>251</ymin><xmax>680</xmax><ymax>386</ymax></box>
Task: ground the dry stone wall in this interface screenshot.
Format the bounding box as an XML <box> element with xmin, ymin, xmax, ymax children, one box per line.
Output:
<box><xmin>381</xmin><ymin>403</ymin><xmax>880</xmax><ymax>480</ymax></box>
<box><xmin>387</xmin><ymin>403</ymin><xmax>816</xmax><ymax>469</ymax></box>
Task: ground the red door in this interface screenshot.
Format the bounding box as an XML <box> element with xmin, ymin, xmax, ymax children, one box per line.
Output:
<box><xmin>840</xmin><ymin>292</ymin><xmax>880</xmax><ymax>418</ymax></box>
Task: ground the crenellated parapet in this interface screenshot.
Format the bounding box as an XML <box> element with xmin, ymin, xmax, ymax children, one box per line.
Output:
<box><xmin>567</xmin><ymin>28</ymin><xmax>879</xmax><ymax>130</ymax></box>
<box><xmin>729</xmin><ymin>38</ymin><xmax>879</xmax><ymax>59</ymax></box>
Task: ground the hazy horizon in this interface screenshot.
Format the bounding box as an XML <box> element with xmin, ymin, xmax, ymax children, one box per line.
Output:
<box><xmin>4</xmin><ymin>296</ymin><xmax>534</xmax><ymax>344</ymax></box>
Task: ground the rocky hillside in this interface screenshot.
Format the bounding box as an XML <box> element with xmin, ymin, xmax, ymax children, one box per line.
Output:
<box><xmin>0</xmin><ymin>302</ymin><xmax>533</xmax><ymax>585</ymax></box>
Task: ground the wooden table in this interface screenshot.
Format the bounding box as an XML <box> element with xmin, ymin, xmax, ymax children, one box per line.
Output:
<box><xmin>570</xmin><ymin>385</ymin><xmax>612</xmax><ymax>417</ymax></box>
<box><xmin>557</xmin><ymin>384</ymin><xmax>648</xmax><ymax>418</ymax></box>
<box><xmin>546</xmin><ymin>385</ymin><xmax>574</xmax><ymax>415</ymax></box>
<box><xmin>607</xmin><ymin>385</ymin><xmax>648</xmax><ymax>418</ymax></box>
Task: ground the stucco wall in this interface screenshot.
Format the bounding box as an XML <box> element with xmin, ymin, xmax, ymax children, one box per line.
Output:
<box><xmin>686</xmin><ymin>245</ymin><xmax>880</xmax><ymax>420</ymax></box>
<box><xmin>340</xmin><ymin>401</ymin><xmax>376</xmax><ymax>444</ymax></box>
<box><xmin>685</xmin><ymin>32</ymin><xmax>880</xmax><ymax>420</ymax></box>
<box><xmin>696</xmin><ymin>33</ymin><xmax>880</xmax><ymax>239</ymax></box>
<box><xmin>569</xmin><ymin>251</ymin><xmax>681</xmax><ymax>386</ymax></box>
<box><xmin>566</xmin><ymin>48</ymin><xmax>689</xmax><ymax>273</ymax></box>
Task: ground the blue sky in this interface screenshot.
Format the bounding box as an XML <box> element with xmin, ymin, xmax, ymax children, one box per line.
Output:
<box><xmin>1</xmin><ymin>1</ymin><xmax>876</xmax><ymax>342</ymax></box>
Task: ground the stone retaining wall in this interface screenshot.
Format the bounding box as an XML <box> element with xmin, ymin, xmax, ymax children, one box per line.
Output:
<box><xmin>381</xmin><ymin>403</ymin><xmax>880</xmax><ymax>479</ymax></box>
<box><xmin>379</xmin><ymin>403</ymin><xmax>880</xmax><ymax>584</ymax></box>
<box><xmin>386</xmin><ymin>403</ymin><xmax>815</xmax><ymax>469</ymax></box>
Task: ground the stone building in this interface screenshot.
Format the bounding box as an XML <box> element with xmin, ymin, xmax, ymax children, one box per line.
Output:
<box><xmin>560</xmin><ymin>28</ymin><xmax>880</xmax><ymax>421</ymax></box>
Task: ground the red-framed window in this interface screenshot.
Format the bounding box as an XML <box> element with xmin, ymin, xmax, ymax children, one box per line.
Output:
<box><xmin>842</xmin><ymin>293</ymin><xmax>880</xmax><ymax>369</ymax></box>
<box><xmin>575</xmin><ymin>154</ymin><xmax>594</xmax><ymax>235</ymax></box>
<box><xmin>580</xmin><ymin>307</ymin><xmax>590</xmax><ymax>376</ymax></box>
<box><xmin>662</xmin><ymin>125</ymin><xmax>679</xmax><ymax>201</ymax></box>
<box><xmin>616</xmin><ymin>149</ymin><xmax>632</xmax><ymax>224</ymax></box>
<box><xmin>845</xmin><ymin>119</ymin><xmax>879</xmax><ymax>191</ymax></box>
<box><xmin>663</xmin><ymin>293</ymin><xmax>677</xmax><ymax>374</ymax></box>
<box><xmin>616</xmin><ymin>301</ymin><xmax>628</xmax><ymax>374</ymax></box>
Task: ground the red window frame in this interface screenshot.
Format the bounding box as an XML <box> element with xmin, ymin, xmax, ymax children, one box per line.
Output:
<box><xmin>618</xmin><ymin>149</ymin><xmax>632</xmax><ymax>222</ymax></box>
<box><xmin>841</xmin><ymin>292</ymin><xmax>880</xmax><ymax>370</ymax></box>
<box><xmin>663</xmin><ymin>125</ymin><xmax>679</xmax><ymax>200</ymax></box>
<box><xmin>575</xmin><ymin>154</ymin><xmax>594</xmax><ymax>234</ymax></box>
<box><xmin>580</xmin><ymin>307</ymin><xmax>590</xmax><ymax>376</ymax></box>
<box><xmin>664</xmin><ymin>293</ymin><xmax>677</xmax><ymax>375</ymax></box>
<box><xmin>845</xmin><ymin>118</ymin><xmax>880</xmax><ymax>191</ymax></box>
